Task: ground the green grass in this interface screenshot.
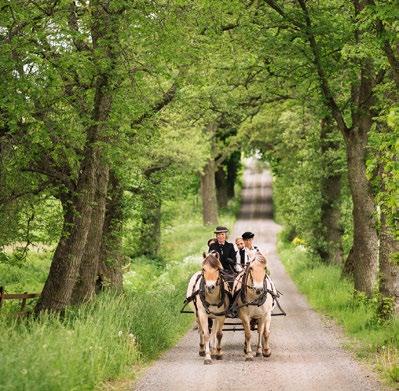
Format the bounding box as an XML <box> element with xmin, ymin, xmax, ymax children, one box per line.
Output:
<box><xmin>0</xmin><ymin>282</ymin><xmax>198</xmax><ymax>391</ymax></box>
<box><xmin>278</xmin><ymin>239</ymin><xmax>399</xmax><ymax>386</ymax></box>
<box><xmin>0</xmin><ymin>295</ymin><xmax>139</xmax><ymax>391</ymax></box>
<box><xmin>0</xmin><ymin>252</ymin><xmax>51</xmax><ymax>293</ymax></box>
<box><xmin>0</xmin><ymin>206</ymin><xmax>236</xmax><ymax>391</ymax></box>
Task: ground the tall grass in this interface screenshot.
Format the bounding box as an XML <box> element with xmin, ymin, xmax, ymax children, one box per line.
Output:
<box><xmin>0</xmin><ymin>209</ymin><xmax>236</xmax><ymax>390</ymax></box>
<box><xmin>0</xmin><ymin>281</ymin><xmax>197</xmax><ymax>391</ymax></box>
<box><xmin>278</xmin><ymin>239</ymin><xmax>399</xmax><ymax>385</ymax></box>
<box><xmin>0</xmin><ymin>295</ymin><xmax>139</xmax><ymax>391</ymax></box>
<box><xmin>0</xmin><ymin>257</ymin><xmax>196</xmax><ymax>391</ymax></box>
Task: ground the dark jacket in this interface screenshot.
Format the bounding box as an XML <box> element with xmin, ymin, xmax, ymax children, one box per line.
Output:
<box><xmin>208</xmin><ymin>241</ymin><xmax>237</xmax><ymax>272</ymax></box>
<box><xmin>238</xmin><ymin>248</ymin><xmax>246</xmax><ymax>267</ymax></box>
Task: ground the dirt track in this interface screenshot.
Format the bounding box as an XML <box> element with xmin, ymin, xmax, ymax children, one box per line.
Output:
<box><xmin>133</xmin><ymin>163</ymin><xmax>389</xmax><ymax>391</ymax></box>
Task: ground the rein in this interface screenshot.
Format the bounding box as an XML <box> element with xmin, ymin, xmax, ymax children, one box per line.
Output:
<box><xmin>220</xmin><ymin>269</ymin><xmax>237</xmax><ymax>283</ymax></box>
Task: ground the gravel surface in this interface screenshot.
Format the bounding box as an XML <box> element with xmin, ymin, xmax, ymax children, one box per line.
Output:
<box><xmin>133</xmin><ymin>164</ymin><xmax>390</xmax><ymax>391</ymax></box>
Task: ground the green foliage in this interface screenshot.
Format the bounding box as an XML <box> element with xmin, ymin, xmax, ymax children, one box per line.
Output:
<box><xmin>0</xmin><ymin>0</ymin><xmax>210</xmax><ymax>260</ymax></box>
<box><xmin>376</xmin><ymin>295</ymin><xmax>397</xmax><ymax>324</ymax></box>
<box><xmin>0</xmin><ymin>252</ymin><xmax>50</xmax><ymax>294</ymax></box>
<box><xmin>241</xmin><ymin>103</ymin><xmax>349</xmax><ymax>257</ymax></box>
<box><xmin>0</xmin><ymin>200</ymin><xmax>235</xmax><ymax>389</ymax></box>
<box><xmin>278</xmin><ymin>238</ymin><xmax>399</xmax><ymax>385</ymax></box>
<box><xmin>367</xmin><ymin>106</ymin><xmax>399</xmax><ymax>235</ymax></box>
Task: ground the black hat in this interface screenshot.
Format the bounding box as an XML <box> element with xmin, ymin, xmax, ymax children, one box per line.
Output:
<box><xmin>242</xmin><ymin>232</ymin><xmax>255</xmax><ymax>240</ymax></box>
<box><xmin>214</xmin><ymin>226</ymin><xmax>229</xmax><ymax>234</ymax></box>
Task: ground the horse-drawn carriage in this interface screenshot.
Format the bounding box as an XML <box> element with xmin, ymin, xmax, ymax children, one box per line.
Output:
<box><xmin>181</xmin><ymin>251</ymin><xmax>286</xmax><ymax>364</ymax></box>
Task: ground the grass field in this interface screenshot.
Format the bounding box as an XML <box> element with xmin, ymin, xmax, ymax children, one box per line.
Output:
<box><xmin>0</xmin><ymin>203</ymin><xmax>236</xmax><ymax>391</ymax></box>
<box><xmin>278</xmin><ymin>239</ymin><xmax>399</xmax><ymax>386</ymax></box>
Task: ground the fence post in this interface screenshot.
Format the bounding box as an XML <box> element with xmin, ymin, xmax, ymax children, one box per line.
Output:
<box><xmin>0</xmin><ymin>286</ymin><xmax>3</xmax><ymax>309</ymax></box>
<box><xmin>21</xmin><ymin>292</ymin><xmax>28</xmax><ymax>311</ymax></box>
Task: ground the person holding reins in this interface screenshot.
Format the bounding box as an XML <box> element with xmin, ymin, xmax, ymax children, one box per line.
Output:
<box><xmin>208</xmin><ymin>226</ymin><xmax>237</xmax><ymax>274</ymax></box>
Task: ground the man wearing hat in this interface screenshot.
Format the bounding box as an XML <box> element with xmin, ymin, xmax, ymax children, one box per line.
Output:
<box><xmin>242</xmin><ymin>231</ymin><xmax>260</xmax><ymax>263</ymax></box>
<box><xmin>242</xmin><ymin>231</ymin><xmax>263</xmax><ymax>331</ymax></box>
<box><xmin>208</xmin><ymin>226</ymin><xmax>237</xmax><ymax>273</ymax></box>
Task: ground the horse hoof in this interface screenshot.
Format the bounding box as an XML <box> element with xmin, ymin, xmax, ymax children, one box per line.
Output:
<box><xmin>199</xmin><ymin>351</ymin><xmax>205</xmax><ymax>357</ymax></box>
<box><xmin>216</xmin><ymin>355</ymin><xmax>223</xmax><ymax>360</ymax></box>
<box><xmin>204</xmin><ymin>359</ymin><xmax>212</xmax><ymax>365</ymax></box>
<box><xmin>263</xmin><ymin>350</ymin><xmax>272</xmax><ymax>357</ymax></box>
<box><xmin>256</xmin><ymin>352</ymin><xmax>262</xmax><ymax>357</ymax></box>
<box><xmin>245</xmin><ymin>357</ymin><xmax>254</xmax><ymax>362</ymax></box>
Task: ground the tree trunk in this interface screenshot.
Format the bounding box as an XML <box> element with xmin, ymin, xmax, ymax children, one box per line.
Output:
<box><xmin>70</xmin><ymin>66</ymin><xmax>113</xmax><ymax>303</ymax></box>
<box><xmin>319</xmin><ymin>117</ymin><xmax>344</xmax><ymax>265</ymax></box>
<box><xmin>35</xmin><ymin>149</ymin><xmax>96</xmax><ymax>313</ymax></box>
<box><xmin>342</xmin><ymin>246</ymin><xmax>356</xmax><ymax>277</ymax></box>
<box><xmin>342</xmin><ymin>128</ymin><xmax>378</xmax><ymax>296</ymax></box>
<box><xmin>35</xmin><ymin>2</ymin><xmax>118</xmax><ymax>312</ymax></box>
<box><xmin>200</xmin><ymin>158</ymin><xmax>218</xmax><ymax>226</ymax></box>
<box><xmin>293</xmin><ymin>0</ymin><xmax>378</xmax><ymax>294</ymax></box>
<box><xmin>226</xmin><ymin>151</ymin><xmax>240</xmax><ymax>200</ymax></box>
<box><xmin>97</xmin><ymin>171</ymin><xmax>124</xmax><ymax>291</ymax></box>
<box><xmin>215</xmin><ymin>165</ymin><xmax>228</xmax><ymax>209</ymax></box>
<box><xmin>71</xmin><ymin>160</ymin><xmax>109</xmax><ymax>304</ymax></box>
<box><xmin>201</xmin><ymin>123</ymin><xmax>218</xmax><ymax>226</ymax></box>
<box><xmin>319</xmin><ymin>175</ymin><xmax>343</xmax><ymax>264</ymax></box>
<box><xmin>379</xmin><ymin>212</ymin><xmax>399</xmax><ymax>316</ymax></box>
<box><xmin>138</xmin><ymin>181</ymin><xmax>162</xmax><ymax>258</ymax></box>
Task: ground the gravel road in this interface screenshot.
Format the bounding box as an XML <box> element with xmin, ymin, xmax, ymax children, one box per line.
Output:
<box><xmin>133</xmin><ymin>164</ymin><xmax>390</xmax><ymax>391</ymax></box>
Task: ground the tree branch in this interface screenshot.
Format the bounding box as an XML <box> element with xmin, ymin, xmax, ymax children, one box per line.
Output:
<box><xmin>295</xmin><ymin>0</ymin><xmax>350</xmax><ymax>134</ymax></box>
<box><xmin>365</xmin><ymin>0</ymin><xmax>399</xmax><ymax>88</ymax></box>
<box><xmin>143</xmin><ymin>159</ymin><xmax>173</xmax><ymax>178</ymax></box>
<box><xmin>263</xmin><ymin>0</ymin><xmax>304</xmax><ymax>29</ymax></box>
<box><xmin>0</xmin><ymin>180</ymin><xmax>53</xmax><ymax>205</ymax></box>
<box><xmin>68</xmin><ymin>1</ymin><xmax>91</xmax><ymax>52</ymax></box>
<box><xmin>131</xmin><ymin>83</ymin><xmax>177</xmax><ymax>126</ymax></box>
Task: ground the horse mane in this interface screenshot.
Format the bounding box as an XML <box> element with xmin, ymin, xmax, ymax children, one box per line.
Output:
<box><xmin>254</xmin><ymin>253</ymin><xmax>267</xmax><ymax>265</ymax></box>
<box><xmin>203</xmin><ymin>251</ymin><xmax>222</xmax><ymax>269</ymax></box>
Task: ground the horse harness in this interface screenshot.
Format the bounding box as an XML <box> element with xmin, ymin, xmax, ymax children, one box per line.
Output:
<box><xmin>181</xmin><ymin>264</ymin><xmax>284</xmax><ymax>317</ymax></box>
<box><xmin>182</xmin><ymin>271</ymin><xmax>230</xmax><ymax>317</ymax></box>
<box><xmin>239</xmin><ymin>263</ymin><xmax>278</xmax><ymax>308</ymax></box>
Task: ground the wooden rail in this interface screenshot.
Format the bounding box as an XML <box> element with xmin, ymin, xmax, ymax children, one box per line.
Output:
<box><xmin>0</xmin><ymin>286</ymin><xmax>40</xmax><ymax>311</ymax></box>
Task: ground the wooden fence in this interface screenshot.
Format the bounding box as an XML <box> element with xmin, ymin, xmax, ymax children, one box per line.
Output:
<box><xmin>0</xmin><ymin>286</ymin><xmax>40</xmax><ymax>311</ymax></box>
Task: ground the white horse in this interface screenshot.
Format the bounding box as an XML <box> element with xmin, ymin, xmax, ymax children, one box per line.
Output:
<box><xmin>186</xmin><ymin>252</ymin><xmax>229</xmax><ymax>364</ymax></box>
<box><xmin>233</xmin><ymin>254</ymin><xmax>275</xmax><ymax>361</ymax></box>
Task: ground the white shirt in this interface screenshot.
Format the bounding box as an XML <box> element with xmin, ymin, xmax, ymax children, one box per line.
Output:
<box><xmin>245</xmin><ymin>246</ymin><xmax>260</xmax><ymax>263</ymax></box>
<box><xmin>234</xmin><ymin>249</ymin><xmax>244</xmax><ymax>272</ymax></box>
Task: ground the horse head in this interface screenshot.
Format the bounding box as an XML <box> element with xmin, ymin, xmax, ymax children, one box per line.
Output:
<box><xmin>248</xmin><ymin>254</ymin><xmax>267</xmax><ymax>295</ymax></box>
<box><xmin>202</xmin><ymin>251</ymin><xmax>222</xmax><ymax>293</ymax></box>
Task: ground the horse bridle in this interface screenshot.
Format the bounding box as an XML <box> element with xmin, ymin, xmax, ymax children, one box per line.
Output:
<box><xmin>245</xmin><ymin>268</ymin><xmax>265</xmax><ymax>293</ymax></box>
<box><xmin>201</xmin><ymin>270</ymin><xmax>222</xmax><ymax>288</ymax></box>
<box><xmin>239</xmin><ymin>263</ymin><xmax>272</xmax><ymax>308</ymax></box>
<box><xmin>199</xmin><ymin>269</ymin><xmax>227</xmax><ymax>315</ymax></box>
